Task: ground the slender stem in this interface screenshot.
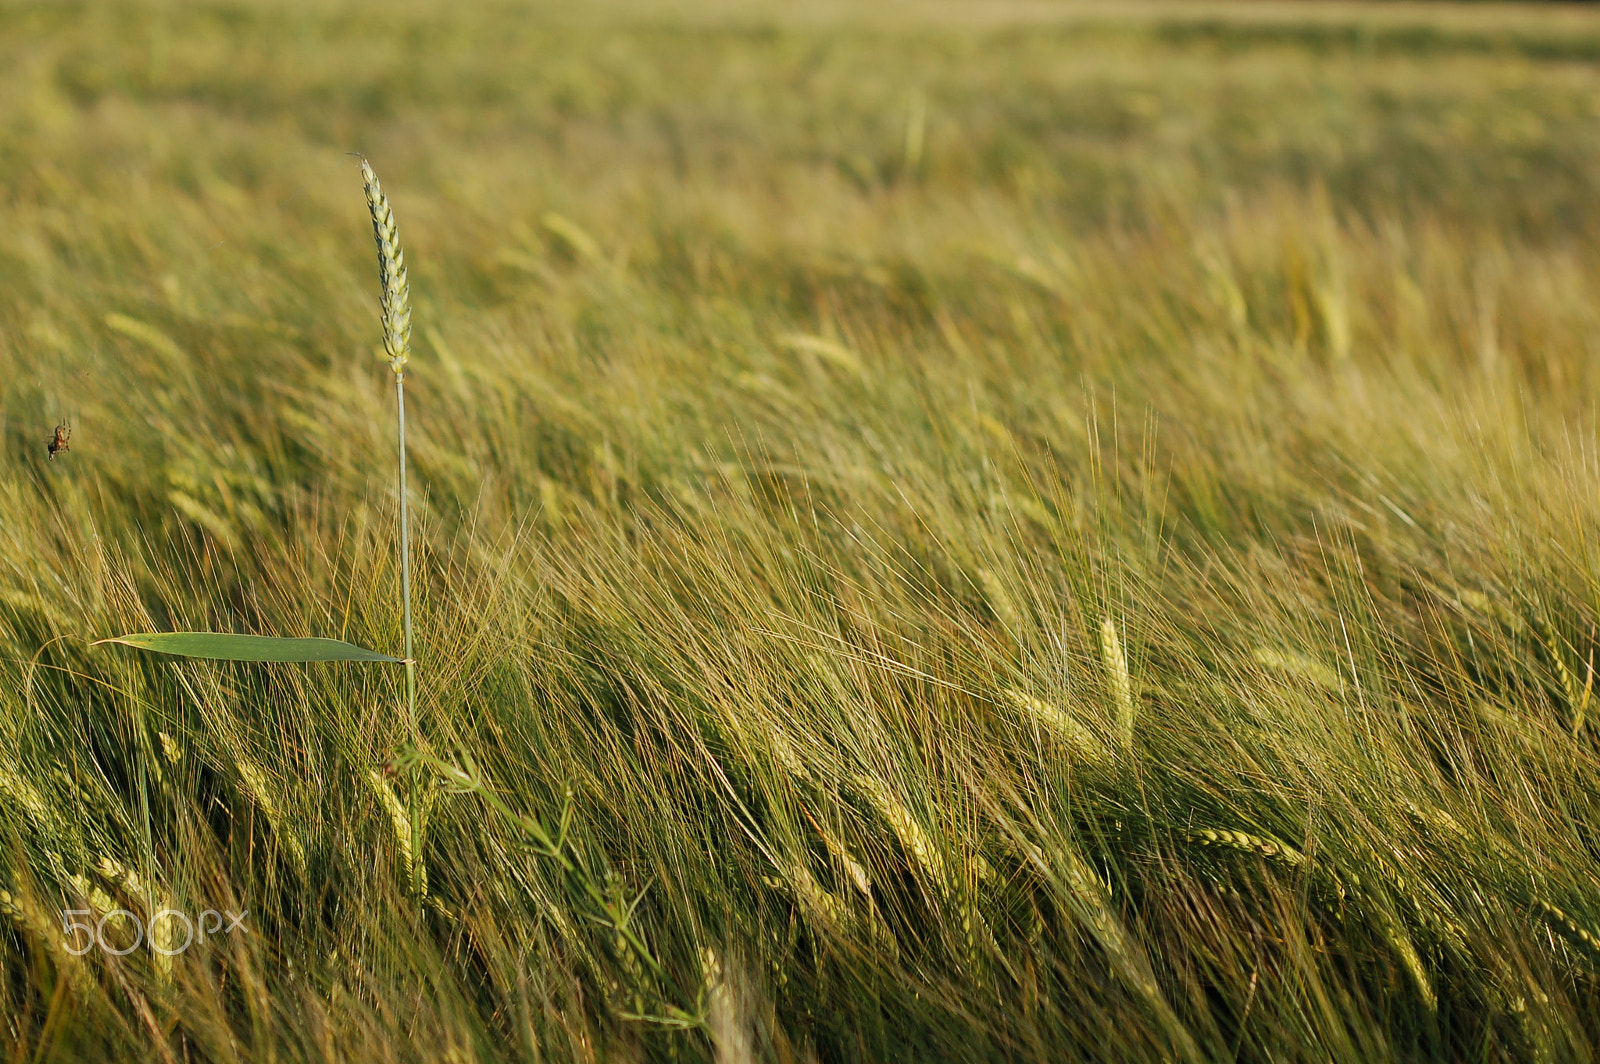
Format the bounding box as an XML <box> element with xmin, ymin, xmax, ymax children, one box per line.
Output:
<box><xmin>138</xmin><ymin>723</ymin><xmax>153</xmax><ymax>909</ymax></box>
<box><xmin>397</xmin><ymin>372</ymin><xmax>424</xmax><ymax>897</ymax></box>
<box><xmin>396</xmin><ymin>372</ymin><xmax>416</xmax><ymax>728</ymax></box>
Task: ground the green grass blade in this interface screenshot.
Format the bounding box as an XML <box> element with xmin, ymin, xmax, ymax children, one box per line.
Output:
<box><xmin>93</xmin><ymin>633</ymin><xmax>402</xmax><ymax>663</ymax></box>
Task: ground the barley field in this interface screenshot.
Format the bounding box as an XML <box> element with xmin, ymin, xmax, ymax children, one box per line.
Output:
<box><xmin>4</xmin><ymin>1</ymin><xmax>1600</xmax><ymax>1060</ymax></box>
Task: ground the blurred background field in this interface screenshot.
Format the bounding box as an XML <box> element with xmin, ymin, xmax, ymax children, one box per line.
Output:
<box><xmin>5</xmin><ymin>0</ymin><xmax>1600</xmax><ymax>1060</ymax></box>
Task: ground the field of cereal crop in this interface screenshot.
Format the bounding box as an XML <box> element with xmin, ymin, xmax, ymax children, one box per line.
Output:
<box><xmin>5</xmin><ymin>1</ymin><xmax>1600</xmax><ymax>1059</ymax></box>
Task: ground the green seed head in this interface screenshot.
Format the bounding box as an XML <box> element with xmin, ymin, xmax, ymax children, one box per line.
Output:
<box><xmin>360</xmin><ymin>156</ymin><xmax>412</xmax><ymax>375</ymax></box>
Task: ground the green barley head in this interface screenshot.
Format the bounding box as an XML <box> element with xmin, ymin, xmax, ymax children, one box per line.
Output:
<box><xmin>1101</xmin><ymin>615</ymin><xmax>1135</xmax><ymax>753</ymax></box>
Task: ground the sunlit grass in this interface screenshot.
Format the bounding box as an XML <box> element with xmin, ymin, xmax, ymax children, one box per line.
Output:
<box><xmin>4</xmin><ymin>0</ymin><xmax>1600</xmax><ymax>1060</ymax></box>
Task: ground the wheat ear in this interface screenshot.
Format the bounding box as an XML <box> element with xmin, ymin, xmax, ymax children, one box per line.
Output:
<box><xmin>856</xmin><ymin>775</ymin><xmax>948</xmax><ymax>888</ymax></box>
<box><xmin>1187</xmin><ymin>828</ymin><xmax>1305</xmax><ymax>866</ymax></box>
<box><xmin>1536</xmin><ymin>899</ymin><xmax>1600</xmax><ymax>964</ymax></box>
<box><xmin>1101</xmin><ymin>616</ymin><xmax>1135</xmax><ymax>753</ymax></box>
<box><xmin>855</xmin><ymin>775</ymin><xmax>994</xmax><ymax>961</ymax></box>
<box><xmin>1004</xmin><ymin>687</ymin><xmax>1110</xmax><ymax>763</ymax></box>
<box><xmin>237</xmin><ymin>758</ymin><xmax>306</xmax><ymax>873</ymax></box>
<box><xmin>360</xmin><ymin>157</ymin><xmax>412</xmax><ymax>375</ymax></box>
<box><xmin>0</xmin><ymin>885</ymin><xmax>20</xmax><ymax>926</ymax></box>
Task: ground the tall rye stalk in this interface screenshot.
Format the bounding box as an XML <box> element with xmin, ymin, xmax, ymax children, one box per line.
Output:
<box><xmin>360</xmin><ymin>156</ymin><xmax>424</xmax><ymax>894</ymax></box>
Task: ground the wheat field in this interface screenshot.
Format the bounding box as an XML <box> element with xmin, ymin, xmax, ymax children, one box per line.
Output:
<box><xmin>4</xmin><ymin>1</ymin><xmax>1600</xmax><ymax>1060</ymax></box>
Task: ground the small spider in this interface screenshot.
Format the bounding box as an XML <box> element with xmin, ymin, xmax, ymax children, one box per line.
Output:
<box><xmin>47</xmin><ymin>421</ymin><xmax>70</xmax><ymax>461</ymax></box>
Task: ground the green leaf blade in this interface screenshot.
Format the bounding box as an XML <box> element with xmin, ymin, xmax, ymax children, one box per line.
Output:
<box><xmin>94</xmin><ymin>632</ymin><xmax>402</xmax><ymax>663</ymax></box>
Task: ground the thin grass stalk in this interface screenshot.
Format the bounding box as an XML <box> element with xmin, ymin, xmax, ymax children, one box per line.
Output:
<box><xmin>397</xmin><ymin>371</ymin><xmax>415</xmax><ymax>727</ymax></box>
<box><xmin>397</xmin><ymin>371</ymin><xmax>422</xmax><ymax>893</ymax></box>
